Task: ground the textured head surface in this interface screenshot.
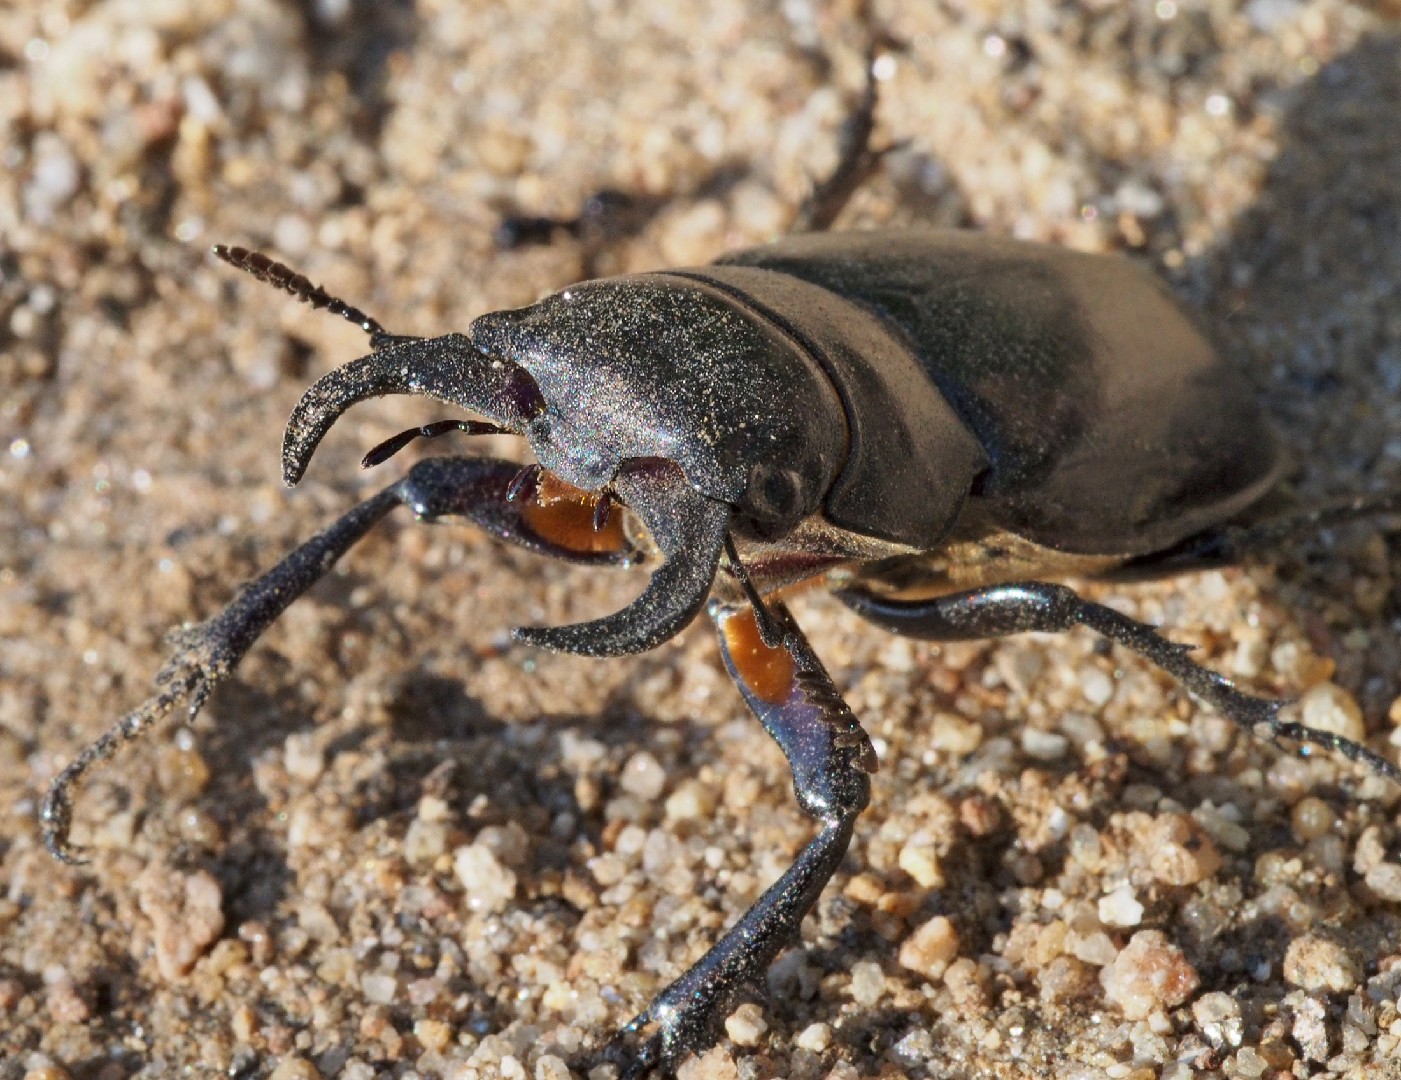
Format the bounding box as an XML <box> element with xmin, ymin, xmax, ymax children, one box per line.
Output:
<box><xmin>468</xmin><ymin>274</ymin><xmax>847</xmax><ymax>534</ymax></box>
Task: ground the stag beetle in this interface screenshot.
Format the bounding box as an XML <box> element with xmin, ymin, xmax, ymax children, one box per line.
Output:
<box><xmin>42</xmin><ymin>91</ymin><xmax>1401</xmax><ymax>1079</ymax></box>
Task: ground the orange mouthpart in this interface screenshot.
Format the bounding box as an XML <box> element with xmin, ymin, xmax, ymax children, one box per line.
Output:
<box><xmin>521</xmin><ymin>470</ymin><xmax>630</xmax><ymax>557</ymax></box>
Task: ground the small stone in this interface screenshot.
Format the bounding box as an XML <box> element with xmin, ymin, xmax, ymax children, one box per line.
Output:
<box><xmin>1290</xmin><ymin>797</ymin><xmax>1336</xmax><ymax>843</ymax></box>
<box><xmin>360</xmin><ymin>972</ymin><xmax>397</xmax><ymax>1004</ymax></box>
<box><xmin>620</xmin><ymin>750</ymin><xmax>666</xmax><ymax>800</ymax></box>
<box><xmin>403</xmin><ymin>819</ymin><xmax>448</xmax><ymax>863</ymax></box>
<box><xmin>1291</xmin><ymin>994</ymin><xmax>1330</xmax><ymax>1061</ymax></box>
<box><xmin>844</xmin><ymin>872</ymin><xmax>885</xmax><ymax>906</ymax></box>
<box><xmin>1067</xmin><ymin>928</ymin><xmax>1119</xmax><ymax>967</ymax></box>
<box><xmin>1296</xmin><ymin>683</ymin><xmax>1366</xmax><ymax>743</ymax></box>
<box><xmin>1079</xmin><ymin>664</ymin><xmax>1115</xmax><ymax>706</ymax></box>
<box><xmin>676</xmin><ymin>1045</ymin><xmax>739</xmax><ymax>1080</ymax></box>
<box><xmin>1037</xmin><ymin>956</ymin><xmax>1096</xmax><ymax>1003</ymax></box>
<box><xmin>849</xmin><ymin>960</ymin><xmax>886</xmax><ymax>1006</ymax></box>
<box><xmin>664</xmin><ymin>779</ymin><xmax>716</xmax><ymax>822</ymax></box>
<box><xmin>1147</xmin><ymin>813</ymin><xmax>1222</xmax><ymax>886</ymax></box>
<box><xmin>1101</xmin><ymin>930</ymin><xmax>1200</xmax><ymax>1019</ymax></box>
<box><xmin>535</xmin><ymin>1057</ymin><xmax>573</xmax><ymax>1080</ymax></box>
<box><xmin>929</xmin><ymin>711</ymin><xmax>983</xmax><ymax>755</ymax></box>
<box><xmin>268</xmin><ymin>1058</ymin><xmax>321</xmax><ymax>1080</ymax></box>
<box><xmin>418</xmin><ymin>794</ymin><xmax>451</xmax><ymax>822</ymax></box>
<box><xmin>897</xmin><ymin>834</ymin><xmax>945</xmax><ymax>888</ymax></box>
<box><xmin>45</xmin><ymin>974</ymin><xmax>91</xmax><ymax>1024</ymax></box>
<box><xmin>454</xmin><ymin>842</ymin><xmax>517</xmax><ymax>913</ymax></box>
<box><xmin>1098</xmin><ymin>885</ymin><xmax>1144</xmax><ymax>927</ymax></box>
<box><xmin>136</xmin><ymin>865</ymin><xmax>226</xmax><ymax>980</ymax></box>
<box><xmin>1021</xmin><ymin>728</ymin><xmax>1068</xmax><ymax>760</ymax></box>
<box><xmin>414</xmin><ymin>1018</ymin><xmax>453</xmax><ymax>1051</ymax></box>
<box><xmin>1283</xmin><ymin>934</ymin><xmax>1360</xmax><ymax>992</ymax></box>
<box><xmin>1192</xmin><ymin>991</ymin><xmax>1243</xmax><ymax>1048</ymax></box>
<box><xmin>796</xmin><ymin>1022</ymin><xmax>832</xmax><ymax>1052</ymax></box>
<box><xmin>588</xmin><ymin>852</ymin><xmax>627</xmax><ymax>887</ymax></box>
<box><xmin>724</xmin><ymin>1002</ymin><xmax>767</xmax><ymax>1046</ymax></box>
<box><xmin>1364</xmin><ymin>862</ymin><xmax>1401</xmax><ymax>902</ymax></box>
<box><xmin>283</xmin><ymin>732</ymin><xmax>324</xmax><ymax>782</ymax></box>
<box><xmin>155</xmin><ymin>744</ymin><xmax>212</xmax><ymax>800</ymax></box>
<box><xmin>899</xmin><ymin>915</ymin><xmax>959</xmax><ymax>981</ymax></box>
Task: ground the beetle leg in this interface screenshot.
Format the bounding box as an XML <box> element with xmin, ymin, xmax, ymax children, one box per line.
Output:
<box><xmin>603</xmin><ymin>599</ymin><xmax>876</xmax><ymax>1078</ymax></box>
<box><xmin>790</xmin><ymin>37</ymin><xmax>902</xmax><ymax>234</ymax></box>
<box><xmin>1115</xmin><ymin>490</ymin><xmax>1401</xmax><ymax>579</ymax></box>
<box><xmin>838</xmin><ymin>582</ymin><xmax>1401</xmax><ymax>784</ymax></box>
<box><xmin>40</xmin><ymin>455</ymin><xmax>637</xmax><ymax>864</ymax></box>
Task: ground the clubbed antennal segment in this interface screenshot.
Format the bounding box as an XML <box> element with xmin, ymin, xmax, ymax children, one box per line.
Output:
<box><xmin>212</xmin><ymin>245</ymin><xmax>404</xmax><ymax>349</ymax></box>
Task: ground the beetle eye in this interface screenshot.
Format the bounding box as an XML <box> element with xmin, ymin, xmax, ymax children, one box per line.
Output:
<box><xmin>745</xmin><ymin>464</ymin><xmax>804</xmax><ymax>528</ymax></box>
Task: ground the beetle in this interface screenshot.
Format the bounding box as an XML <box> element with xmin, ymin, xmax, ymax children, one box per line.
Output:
<box><xmin>41</xmin><ymin>82</ymin><xmax>1401</xmax><ymax>1078</ymax></box>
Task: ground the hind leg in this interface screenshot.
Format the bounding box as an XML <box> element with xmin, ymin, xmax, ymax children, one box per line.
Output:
<box><xmin>838</xmin><ymin>581</ymin><xmax>1401</xmax><ymax>783</ymax></box>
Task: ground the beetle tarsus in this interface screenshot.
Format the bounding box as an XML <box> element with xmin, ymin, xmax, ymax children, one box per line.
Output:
<box><xmin>597</xmin><ymin>600</ymin><xmax>874</xmax><ymax>1076</ymax></box>
<box><xmin>838</xmin><ymin>581</ymin><xmax>1401</xmax><ymax>785</ymax></box>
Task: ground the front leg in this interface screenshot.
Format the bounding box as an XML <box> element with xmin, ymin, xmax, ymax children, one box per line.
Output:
<box><xmin>41</xmin><ymin>455</ymin><xmax>632</xmax><ymax>864</ymax></box>
<box><xmin>606</xmin><ymin>600</ymin><xmax>877</xmax><ymax>1078</ymax></box>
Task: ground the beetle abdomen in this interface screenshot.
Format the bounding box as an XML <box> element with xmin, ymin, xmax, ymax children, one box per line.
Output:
<box><xmin>717</xmin><ymin>230</ymin><xmax>1282</xmax><ymax>557</ymax></box>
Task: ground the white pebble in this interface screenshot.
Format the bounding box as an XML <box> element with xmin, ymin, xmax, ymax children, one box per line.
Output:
<box><xmin>724</xmin><ymin>1002</ymin><xmax>767</xmax><ymax>1046</ymax></box>
<box><xmin>283</xmin><ymin>732</ymin><xmax>324</xmax><ymax>782</ymax></box>
<box><xmin>796</xmin><ymin>1022</ymin><xmax>832</xmax><ymax>1052</ymax></box>
<box><xmin>1098</xmin><ymin>885</ymin><xmax>1144</xmax><ymax>927</ymax></box>
<box><xmin>1079</xmin><ymin>664</ymin><xmax>1114</xmax><ymax>706</ymax></box>
<box><xmin>849</xmin><ymin>960</ymin><xmax>886</xmax><ymax>1006</ymax></box>
<box><xmin>454</xmin><ymin>843</ymin><xmax>517</xmax><ymax>913</ymax></box>
<box><xmin>1022</xmin><ymin>728</ymin><xmax>1069</xmax><ymax>761</ymax></box>
<box><xmin>360</xmin><ymin>972</ymin><xmax>397</xmax><ymax>1004</ymax></box>
<box><xmin>1296</xmin><ymin>683</ymin><xmax>1365</xmax><ymax>742</ymax></box>
<box><xmin>1365</xmin><ymin>863</ymin><xmax>1401</xmax><ymax>902</ymax></box>
<box><xmin>620</xmin><ymin>750</ymin><xmax>667</xmax><ymax>800</ymax></box>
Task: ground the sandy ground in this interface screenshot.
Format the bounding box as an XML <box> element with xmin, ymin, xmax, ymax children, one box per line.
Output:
<box><xmin>4</xmin><ymin>2</ymin><xmax>1401</xmax><ymax>1078</ymax></box>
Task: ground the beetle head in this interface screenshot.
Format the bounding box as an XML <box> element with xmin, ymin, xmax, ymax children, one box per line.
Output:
<box><xmin>281</xmin><ymin>275</ymin><xmax>846</xmax><ymax>657</ymax></box>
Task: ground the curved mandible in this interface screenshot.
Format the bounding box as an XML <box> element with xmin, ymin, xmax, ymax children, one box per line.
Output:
<box><xmin>281</xmin><ymin>333</ymin><xmax>544</xmax><ymax>485</ymax></box>
<box><xmin>514</xmin><ymin>461</ymin><xmax>731</xmax><ymax>656</ymax></box>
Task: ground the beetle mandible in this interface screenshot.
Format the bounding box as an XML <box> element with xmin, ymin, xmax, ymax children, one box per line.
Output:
<box><xmin>41</xmin><ymin>64</ymin><xmax>1401</xmax><ymax>1078</ymax></box>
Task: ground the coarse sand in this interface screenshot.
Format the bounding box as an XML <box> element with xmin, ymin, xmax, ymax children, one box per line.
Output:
<box><xmin>4</xmin><ymin>2</ymin><xmax>1401</xmax><ymax>1078</ymax></box>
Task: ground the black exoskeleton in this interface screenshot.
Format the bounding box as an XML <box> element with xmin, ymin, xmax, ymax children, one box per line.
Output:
<box><xmin>42</xmin><ymin>55</ymin><xmax>1401</xmax><ymax>1079</ymax></box>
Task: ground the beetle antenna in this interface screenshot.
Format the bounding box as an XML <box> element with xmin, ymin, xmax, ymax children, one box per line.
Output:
<box><xmin>724</xmin><ymin>535</ymin><xmax>783</xmax><ymax>648</ymax></box>
<box><xmin>361</xmin><ymin>419</ymin><xmax>511</xmax><ymax>469</ymax></box>
<box><xmin>212</xmin><ymin>245</ymin><xmax>409</xmax><ymax>350</ymax></box>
